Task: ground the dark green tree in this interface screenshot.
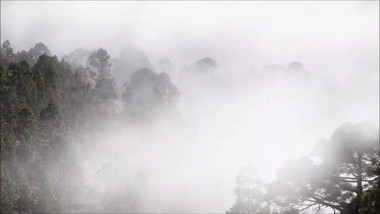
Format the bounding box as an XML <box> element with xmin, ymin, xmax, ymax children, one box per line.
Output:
<box><xmin>17</xmin><ymin>106</ymin><xmax>38</xmax><ymax>130</ymax></box>
<box><xmin>40</xmin><ymin>100</ymin><xmax>64</xmax><ymax>130</ymax></box>
<box><xmin>1</xmin><ymin>131</ymin><xmax>17</xmax><ymax>165</ymax></box>
<box><xmin>0</xmin><ymin>163</ymin><xmax>16</xmax><ymax>213</ymax></box>
<box><xmin>40</xmin><ymin>99</ymin><xmax>66</xmax><ymax>154</ymax></box>
<box><xmin>0</xmin><ymin>41</ymin><xmax>98</xmax><ymax>213</ymax></box>
<box><xmin>4</xmin><ymin>105</ymin><xmax>18</xmax><ymax>125</ymax></box>
<box><xmin>34</xmin><ymin>54</ymin><xmax>59</xmax><ymax>90</ymax></box>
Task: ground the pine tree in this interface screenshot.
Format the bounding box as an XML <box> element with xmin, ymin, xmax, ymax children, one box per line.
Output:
<box><xmin>227</xmin><ymin>165</ymin><xmax>269</xmax><ymax>214</ymax></box>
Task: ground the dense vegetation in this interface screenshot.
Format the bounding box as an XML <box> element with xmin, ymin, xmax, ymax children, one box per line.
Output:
<box><xmin>0</xmin><ymin>40</ymin><xmax>179</xmax><ymax>213</ymax></box>
<box><xmin>0</xmin><ymin>40</ymin><xmax>378</xmax><ymax>213</ymax></box>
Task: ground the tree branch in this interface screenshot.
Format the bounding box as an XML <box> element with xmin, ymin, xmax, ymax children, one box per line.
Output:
<box><xmin>298</xmin><ymin>201</ymin><xmax>317</xmax><ymax>213</ymax></box>
<box><xmin>309</xmin><ymin>194</ymin><xmax>352</xmax><ymax>213</ymax></box>
<box><xmin>346</xmin><ymin>163</ymin><xmax>358</xmax><ymax>178</ymax></box>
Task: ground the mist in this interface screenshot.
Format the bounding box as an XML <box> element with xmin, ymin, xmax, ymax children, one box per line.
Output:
<box><xmin>1</xmin><ymin>1</ymin><xmax>379</xmax><ymax>213</ymax></box>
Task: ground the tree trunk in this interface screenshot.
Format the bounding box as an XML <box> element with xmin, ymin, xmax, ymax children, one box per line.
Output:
<box><xmin>354</xmin><ymin>152</ymin><xmax>363</xmax><ymax>214</ymax></box>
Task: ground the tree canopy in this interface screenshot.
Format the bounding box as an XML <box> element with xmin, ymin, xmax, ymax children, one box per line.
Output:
<box><xmin>265</xmin><ymin>122</ymin><xmax>379</xmax><ymax>214</ymax></box>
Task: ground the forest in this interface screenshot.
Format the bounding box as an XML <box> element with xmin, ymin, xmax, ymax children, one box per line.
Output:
<box><xmin>0</xmin><ymin>39</ymin><xmax>378</xmax><ymax>213</ymax></box>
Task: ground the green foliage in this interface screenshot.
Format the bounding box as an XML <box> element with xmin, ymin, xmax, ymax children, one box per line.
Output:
<box><xmin>0</xmin><ymin>41</ymin><xmax>99</xmax><ymax>213</ymax></box>
<box><xmin>33</xmin><ymin>69</ymin><xmax>45</xmax><ymax>90</ymax></box>
<box><xmin>17</xmin><ymin>106</ymin><xmax>38</xmax><ymax>130</ymax></box>
<box><xmin>1</xmin><ymin>131</ymin><xmax>17</xmax><ymax>164</ymax></box>
<box><xmin>0</xmin><ymin>163</ymin><xmax>16</xmax><ymax>213</ymax></box>
<box><xmin>40</xmin><ymin>99</ymin><xmax>63</xmax><ymax>129</ymax></box>
<box><xmin>34</xmin><ymin>54</ymin><xmax>59</xmax><ymax>90</ymax></box>
<box><xmin>25</xmin><ymin>78</ymin><xmax>38</xmax><ymax>106</ymax></box>
<box><xmin>359</xmin><ymin>180</ymin><xmax>380</xmax><ymax>214</ymax></box>
<box><xmin>16</xmin><ymin>139</ymin><xmax>33</xmax><ymax>164</ymax></box>
<box><xmin>4</xmin><ymin>105</ymin><xmax>18</xmax><ymax>125</ymax></box>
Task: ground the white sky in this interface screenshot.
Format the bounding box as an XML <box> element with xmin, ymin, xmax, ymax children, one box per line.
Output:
<box><xmin>1</xmin><ymin>1</ymin><xmax>378</xmax><ymax>70</ymax></box>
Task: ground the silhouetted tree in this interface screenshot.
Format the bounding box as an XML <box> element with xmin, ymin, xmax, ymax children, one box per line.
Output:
<box><xmin>122</xmin><ymin>68</ymin><xmax>179</xmax><ymax>120</ymax></box>
<box><xmin>267</xmin><ymin>122</ymin><xmax>379</xmax><ymax>214</ymax></box>
<box><xmin>89</xmin><ymin>49</ymin><xmax>118</xmax><ymax>121</ymax></box>
<box><xmin>1</xmin><ymin>40</ymin><xmax>16</xmax><ymax>63</ymax></box>
<box><xmin>111</xmin><ymin>45</ymin><xmax>153</xmax><ymax>89</ymax></box>
<box><xmin>227</xmin><ymin>165</ymin><xmax>269</xmax><ymax>214</ymax></box>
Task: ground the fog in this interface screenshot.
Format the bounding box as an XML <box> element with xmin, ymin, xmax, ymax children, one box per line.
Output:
<box><xmin>1</xmin><ymin>1</ymin><xmax>379</xmax><ymax>213</ymax></box>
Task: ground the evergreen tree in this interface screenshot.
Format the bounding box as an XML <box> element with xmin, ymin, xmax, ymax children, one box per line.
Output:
<box><xmin>122</xmin><ymin>68</ymin><xmax>179</xmax><ymax>120</ymax></box>
<box><xmin>267</xmin><ymin>122</ymin><xmax>380</xmax><ymax>214</ymax></box>
<box><xmin>17</xmin><ymin>106</ymin><xmax>38</xmax><ymax>130</ymax></box>
<box><xmin>227</xmin><ymin>165</ymin><xmax>269</xmax><ymax>214</ymax></box>
<box><xmin>1</xmin><ymin>40</ymin><xmax>16</xmax><ymax>63</ymax></box>
<box><xmin>0</xmin><ymin>163</ymin><xmax>16</xmax><ymax>213</ymax></box>
<box><xmin>89</xmin><ymin>49</ymin><xmax>118</xmax><ymax>121</ymax></box>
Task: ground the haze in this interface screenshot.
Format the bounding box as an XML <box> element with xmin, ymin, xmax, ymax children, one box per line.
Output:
<box><xmin>1</xmin><ymin>1</ymin><xmax>379</xmax><ymax>213</ymax></box>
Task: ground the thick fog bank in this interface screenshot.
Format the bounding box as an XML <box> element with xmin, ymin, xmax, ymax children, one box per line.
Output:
<box><xmin>1</xmin><ymin>1</ymin><xmax>378</xmax><ymax>213</ymax></box>
<box><xmin>71</xmin><ymin>59</ymin><xmax>378</xmax><ymax>212</ymax></box>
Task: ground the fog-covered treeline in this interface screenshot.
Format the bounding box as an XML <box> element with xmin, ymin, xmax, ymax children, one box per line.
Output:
<box><xmin>0</xmin><ymin>40</ymin><xmax>181</xmax><ymax>213</ymax></box>
<box><xmin>1</xmin><ymin>37</ymin><xmax>378</xmax><ymax>213</ymax></box>
<box><xmin>0</xmin><ymin>2</ymin><xmax>379</xmax><ymax>213</ymax></box>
